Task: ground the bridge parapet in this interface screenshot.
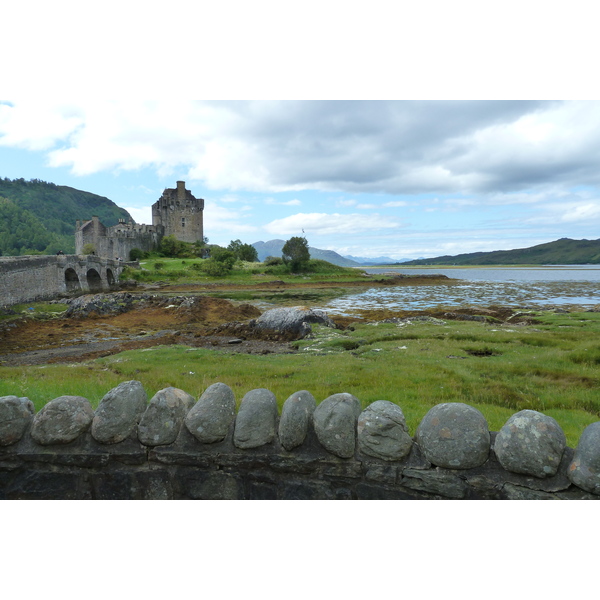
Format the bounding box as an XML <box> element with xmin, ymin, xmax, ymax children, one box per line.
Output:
<box><xmin>1</xmin><ymin>381</ymin><xmax>598</xmax><ymax>500</ymax></box>
<box><xmin>0</xmin><ymin>254</ymin><xmax>126</xmax><ymax>307</ymax></box>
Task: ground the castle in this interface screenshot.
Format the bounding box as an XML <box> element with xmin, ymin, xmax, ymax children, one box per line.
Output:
<box><xmin>75</xmin><ymin>181</ymin><xmax>204</xmax><ymax>260</ymax></box>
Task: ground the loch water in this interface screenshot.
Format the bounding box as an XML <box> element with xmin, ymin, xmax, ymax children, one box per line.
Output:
<box><xmin>318</xmin><ymin>266</ymin><xmax>600</xmax><ymax>315</ymax></box>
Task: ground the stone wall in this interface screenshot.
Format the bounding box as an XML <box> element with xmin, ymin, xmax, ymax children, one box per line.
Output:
<box><xmin>0</xmin><ymin>255</ymin><xmax>125</xmax><ymax>307</ymax></box>
<box><xmin>1</xmin><ymin>381</ymin><xmax>599</xmax><ymax>500</ymax></box>
<box><xmin>75</xmin><ymin>217</ymin><xmax>163</xmax><ymax>260</ymax></box>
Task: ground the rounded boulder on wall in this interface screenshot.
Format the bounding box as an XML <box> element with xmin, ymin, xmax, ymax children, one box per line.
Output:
<box><xmin>415</xmin><ymin>402</ymin><xmax>490</xmax><ymax>469</ymax></box>
<box><xmin>494</xmin><ymin>409</ymin><xmax>566</xmax><ymax>478</ymax></box>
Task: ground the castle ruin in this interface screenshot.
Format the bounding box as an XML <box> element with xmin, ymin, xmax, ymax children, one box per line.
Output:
<box><xmin>75</xmin><ymin>181</ymin><xmax>204</xmax><ymax>260</ymax></box>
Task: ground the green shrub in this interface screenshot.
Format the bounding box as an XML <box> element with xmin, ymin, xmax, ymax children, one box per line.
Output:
<box><xmin>202</xmin><ymin>258</ymin><xmax>233</xmax><ymax>277</ymax></box>
<box><xmin>264</xmin><ymin>256</ymin><xmax>283</xmax><ymax>266</ymax></box>
<box><xmin>129</xmin><ymin>248</ymin><xmax>145</xmax><ymax>261</ymax></box>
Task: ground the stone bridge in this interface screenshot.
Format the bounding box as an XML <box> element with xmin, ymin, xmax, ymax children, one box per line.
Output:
<box><xmin>0</xmin><ymin>255</ymin><xmax>127</xmax><ymax>307</ymax></box>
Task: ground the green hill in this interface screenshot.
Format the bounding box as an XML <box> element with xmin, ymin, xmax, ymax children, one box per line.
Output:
<box><xmin>0</xmin><ymin>178</ymin><xmax>132</xmax><ymax>255</ymax></box>
<box><xmin>402</xmin><ymin>238</ymin><xmax>600</xmax><ymax>266</ymax></box>
<box><xmin>252</xmin><ymin>239</ymin><xmax>360</xmax><ymax>267</ymax></box>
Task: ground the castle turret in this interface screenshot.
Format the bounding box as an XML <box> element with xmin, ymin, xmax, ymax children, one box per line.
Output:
<box><xmin>152</xmin><ymin>181</ymin><xmax>204</xmax><ymax>244</ymax></box>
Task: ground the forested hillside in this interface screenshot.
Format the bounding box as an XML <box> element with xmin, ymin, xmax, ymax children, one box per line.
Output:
<box><xmin>402</xmin><ymin>238</ymin><xmax>600</xmax><ymax>265</ymax></box>
<box><xmin>0</xmin><ymin>178</ymin><xmax>132</xmax><ymax>255</ymax></box>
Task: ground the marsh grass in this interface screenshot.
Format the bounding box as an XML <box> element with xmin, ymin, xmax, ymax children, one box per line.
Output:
<box><xmin>2</xmin><ymin>310</ymin><xmax>600</xmax><ymax>446</ymax></box>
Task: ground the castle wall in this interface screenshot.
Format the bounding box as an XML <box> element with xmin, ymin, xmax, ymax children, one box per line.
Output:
<box><xmin>1</xmin><ymin>382</ymin><xmax>598</xmax><ymax>500</ymax></box>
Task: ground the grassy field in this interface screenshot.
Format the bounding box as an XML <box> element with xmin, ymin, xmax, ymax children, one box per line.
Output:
<box><xmin>2</xmin><ymin>308</ymin><xmax>600</xmax><ymax>447</ymax></box>
<box><xmin>125</xmin><ymin>257</ymin><xmax>366</xmax><ymax>285</ymax></box>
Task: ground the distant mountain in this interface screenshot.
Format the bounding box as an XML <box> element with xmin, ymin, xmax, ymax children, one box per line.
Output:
<box><xmin>343</xmin><ymin>254</ymin><xmax>413</xmax><ymax>265</ymax></box>
<box><xmin>402</xmin><ymin>238</ymin><xmax>600</xmax><ymax>266</ymax></box>
<box><xmin>252</xmin><ymin>239</ymin><xmax>361</xmax><ymax>267</ymax></box>
<box><xmin>0</xmin><ymin>178</ymin><xmax>132</xmax><ymax>255</ymax></box>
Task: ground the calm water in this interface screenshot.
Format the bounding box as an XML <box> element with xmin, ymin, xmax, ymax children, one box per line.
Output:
<box><xmin>317</xmin><ymin>266</ymin><xmax>600</xmax><ymax>315</ymax></box>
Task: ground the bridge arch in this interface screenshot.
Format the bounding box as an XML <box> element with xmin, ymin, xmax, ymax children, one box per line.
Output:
<box><xmin>86</xmin><ymin>268</ymin><xmax>104</xmax><ymax>292</ymax></box>
<box><xmin>64</xmin><ymin>268</ymin><xmax>81</xmax><ymax>292</ymax></box>
<box><xmin>106</xmin><ymin>268</ymin><xmax>116</xmax><ymax>288</ymax></box>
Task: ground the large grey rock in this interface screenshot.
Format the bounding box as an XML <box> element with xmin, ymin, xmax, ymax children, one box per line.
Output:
<box><xmin>494</xmin><ymin>410</ymin><xmax>566</xmax><ymax>478</ymax></box>
<box><xmin>233</xmin><ymin>388</ymin><xmax>278</xmax><ymax>449</ymax></box>
<box><xmin>254</xmin><ymin>306</ymin><xmax>335</xmax><ymax>338</ymax></box>
<box><xmin>313</xmin><ymin>393</ymin><xmax>362</xmax><ymax>458</ymax></box>
<box><xmin>0</xmin><ymin>396</ymin><xmax>34</xmax><ymax>446</ymax></box>
<box><xmin>567</xmin><ymin>421</ymin><xmax>600</xmax><ymax>494</ymax></box>
<box><xmin>185</xmin><ymin>382</ymin><xmax>236</xmax><ymax>444</ymax></box>
<box><xmin>357</xmin><ymin>400</ymin><xmax>413</xmax><ymax>461</ymax></box>
<box><xmin>31</xmin><ymin>396</ymin><xmax>94</xmax><ymax>445</ymax></box>
<box><xmin>138</xmin><ymin>387</ymin><xmax>195</xmax><ymax>447</ymax></box>
<box><xmin>415</xmin><ymin>403</ymin><xmax>490</xmax><ymax>469</ymax></box>
<box><xmin>91</xmin><ymin>380</ymin><xmax>148</xmax><ymax>444</ymax></box>
<box><xmin>279</xmin><ymin>390</ymin><xmax>317</xmax><ymax>450</ymax></box>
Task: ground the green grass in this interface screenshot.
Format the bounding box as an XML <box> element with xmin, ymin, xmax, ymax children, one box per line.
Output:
<box><xmin>2</xmin><ymin>310</ymin><xmax>600</xmax><ymax>446</ymax></box>
<box><xmin>125</xmin><ymin>257</ymin><xmax>364</xmax><ymax>285</ymax></box>
<box><xmin>0</xmin><ymin>303</ymin><xmax>68</xmax><ymax>321</ymax></box>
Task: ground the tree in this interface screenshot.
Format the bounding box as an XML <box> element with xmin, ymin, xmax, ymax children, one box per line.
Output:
<box><xmin>282</xmin><ymin>236</ymin><xmax>310</xmax><ymax>271</ymax></box>
<box><xmin>159</xmin><ymin>234</ymin><xmax>185</xmax><ymax>257</ymax></box>
<box><xmin>228</xmin><ymin>239</ymin><xmax>258</xmax><ymax>262</ymax></box>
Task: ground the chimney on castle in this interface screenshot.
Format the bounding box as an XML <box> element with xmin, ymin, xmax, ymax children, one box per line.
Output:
<box><xmin>176</xmin><ymin>181</ymin><xmax>186</xmax><ymax>201</ymax></box>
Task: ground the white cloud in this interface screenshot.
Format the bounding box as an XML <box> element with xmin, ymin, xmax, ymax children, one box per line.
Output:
<box><xmin>264</xmin><ymin>198</ymin><xmax>302</xmax><ymax>206</ymax></box>
<box><xmin>264</xmin><ymin>212</ymin><xmax>402</xmax><ymax>235</ymax></box>
<box><xmin>123</xmin><ymin>206</ymin><xmax>152</xmax><ymax>225</ymax></box>
<box><xmin>383</xmin><ymin>201</ymin><xmax>409</xmax><ymax>207</ymax></box>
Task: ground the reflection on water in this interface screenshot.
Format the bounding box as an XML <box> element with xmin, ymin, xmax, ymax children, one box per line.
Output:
<box><xmin>317</xmin><ymin>267</ymin><xmax>600</xmax><ymax>316</ymax></box>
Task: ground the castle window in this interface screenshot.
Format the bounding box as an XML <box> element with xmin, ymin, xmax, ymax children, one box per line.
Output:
<box><xmin>181</xmin><ymin>217</ymin><xmax>186</xmax><ymax>227</ymax></box>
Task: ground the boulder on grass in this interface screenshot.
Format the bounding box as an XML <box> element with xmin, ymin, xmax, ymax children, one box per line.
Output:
<box><xmin>253</xmin><ymin>306</ymin><xmax>335</xmax><ymax>339</ymax></box>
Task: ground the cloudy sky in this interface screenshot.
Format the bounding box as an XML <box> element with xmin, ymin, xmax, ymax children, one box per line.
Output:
<box><xmin>2</xmin><ymin>3</ymin><xmax>599</xmax><ymax>260</ymax></box>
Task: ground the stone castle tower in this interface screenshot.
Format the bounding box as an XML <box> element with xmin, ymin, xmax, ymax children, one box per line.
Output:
<box><xmin>152</xmin><ymin>181</ymin><xmax>204</xmax><ymax>244</ymax></box>
<box><xmin>75</xmin><ymin>181</ymin><xmax>204</xmax><ymax>259</ymax></box>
